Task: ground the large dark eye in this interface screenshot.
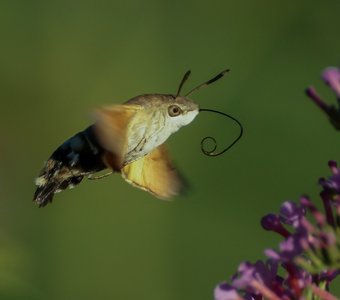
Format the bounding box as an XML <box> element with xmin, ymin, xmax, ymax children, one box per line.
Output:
<box><xmin>168</xmin><ymin>105</ymin><xmax>182</xmax><ymax>117</ymax></box>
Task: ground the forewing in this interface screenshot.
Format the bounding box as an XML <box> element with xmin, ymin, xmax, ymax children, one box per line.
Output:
<box><xmin>121</xmin><ymin>145</ymin><xmax>184</xmax><ymax>199</ymax></box>
<box><xmin>94</xmin><ymin>104</ymin><xmax>141</xmax><ymax>169</ymax></box>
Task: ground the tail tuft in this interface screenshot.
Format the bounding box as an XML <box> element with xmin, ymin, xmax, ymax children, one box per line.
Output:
<box><xmin>33</xmin><ymin>159</ymin><xmax>83</xmax><ymax>207</ymax></box>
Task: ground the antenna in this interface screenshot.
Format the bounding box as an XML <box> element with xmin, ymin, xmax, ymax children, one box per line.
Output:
<box><xmin>176</xmin><ymin>70</ymin><xmax>191</xmax><ymax>97</ymax></box>
<box><xmin>185</xmin><ymin>69</ymin><xmax>230</xmax><ymax>97</ymax></box>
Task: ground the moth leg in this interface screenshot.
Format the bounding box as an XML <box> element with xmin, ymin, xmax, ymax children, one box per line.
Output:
<box><xmin>88</xmin><ymin>171</ymin><xmax>113</xmax><ymax>180</ymax></box>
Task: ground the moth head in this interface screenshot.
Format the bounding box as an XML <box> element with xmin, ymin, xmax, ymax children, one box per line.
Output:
<box><xmin>125</xmin><ymin>69</ymin><xmax>229</xmax><ymax>132</ymax></box>
<box><xmin>163</xmin><ymin>68</ymin><xmax>230</xmax><ymax>130</ymax></box>
<box><xmin>165</xmin><ymin>95</ymin><xmax>199</xmax><ymax>130</ymax></box>
<box><xmin>125</xmin><ymin>93</ymin><xmax>199</xmax><ymax>133</ymax></box>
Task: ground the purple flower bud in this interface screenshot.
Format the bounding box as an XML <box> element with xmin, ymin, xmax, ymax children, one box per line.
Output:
<box><xmin>322</xmin><ymin>67</ymin><xmax>340</xmax><ymax>99</ymax></box>
<box><xmin>277</xmin><ymin>229</ymin><xmax>307</xmax><ymax>262</ymax></box>
<box><xmin>264</xmin><ymin>249</ymin><xmax>280</xmax><ymax>260</ymax></box>
<box><xmin>261</xmin><ymin>214</ymin><xmax>290</xmax><ymax>238</ymax></box>
<box><xmin>232</xmin><ymin>262</ymin><xmax>256</xmax><ymax>291</ymax></box>
<box><xmin>230</xmin><ymin>260</ymin><xmax>290</xmax><ymax>299</ymax></box>
<box><xmin>306</xmin><ymin>67</ymin><xmax>340</xmax><ymax>130</ymax></box>
<box><xmin>318</xmin><ymin>161</ymin><xmax>340</xmax><ymax>227</ymax></box>
<box><xmin>321</xmin><ymin>161</ymin><xmax>340</xmax><ymax>193</ymax></box>
<box><xmin>306</xmin><ymin>86</ymin><xmax>333</xmax><ymax>114</ymax></box>
<box><xmin>214</xmin><ymin>282</ymin><xmax>242</xmax><ymax>300</ymax></box>
<box><xmin>253</xmin><ymin>260</ymin><xmax>278</xmax><ymax>286</ymax></box>
<box><xmin>319</xmin><ymin>175</ymin><xmax>340</xmax><ymax>193</ymax></box>
<box><xmin>320</xmin><ymin>191</ymin><xmax>336</xmax><ymax>227</ymax></box>
<box><xmin>328</xmin><ymin>160</ymin><xmax>338</xmax><ymax>174</ymax></box>
<box><xmin>279</xmin><ymin>201</ymin><xmax>305</xmax><ymax>228</ymax></box>
<box><xmin>300</xmin><ymin>196</ymin><xmax>325</xmax><ymax>227</ymax></box>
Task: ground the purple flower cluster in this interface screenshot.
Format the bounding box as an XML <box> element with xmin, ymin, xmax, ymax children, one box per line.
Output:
<box><xmin>214</xmin><ymin>162</ymin><xmax>340</xmax><ymax>299</ymax></box>
<box><xmin>306</xmin><ymin>66</ymin><xmax>340</xmax><ymax>130</ymax></box>
<box><xmin>215</xmin><ymin>65</ymin><xmax>340</xmax><ymax>299</ymax></box>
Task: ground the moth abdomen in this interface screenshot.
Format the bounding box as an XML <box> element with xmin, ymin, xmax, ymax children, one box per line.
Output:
<box><xmin>34</xmin><ymin>162</ymin><xmax>84</xmax><ymax>207</ymax></box>
<box><xmin>33</xmin><ymin>126</ymin><xmax>107</xmax><ymax>207</ymax></box>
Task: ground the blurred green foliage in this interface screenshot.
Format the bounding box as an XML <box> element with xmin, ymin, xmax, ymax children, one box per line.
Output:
<box><xmin>1</xmin><ymin>0</ymin><xmax>340</xmax><ymax>299</ymax></box>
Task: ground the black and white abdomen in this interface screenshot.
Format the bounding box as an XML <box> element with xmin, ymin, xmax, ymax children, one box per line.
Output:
<box><xmin>33</xmin><ymin>126</ymin><xmax>107</xmax><ymax>207</ymax></box>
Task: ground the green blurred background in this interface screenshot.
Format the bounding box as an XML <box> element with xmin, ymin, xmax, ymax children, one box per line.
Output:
<box><xmin>1</xmin><ymin>0</ymin><xmax>340</xmax><ymax>299</ymax></box>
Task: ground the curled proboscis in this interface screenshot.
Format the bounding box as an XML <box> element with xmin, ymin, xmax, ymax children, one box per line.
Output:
<box><xmin>199</xmin><ymin>108</ymin><xmax>244</xmax><ymax>156</ymax></box>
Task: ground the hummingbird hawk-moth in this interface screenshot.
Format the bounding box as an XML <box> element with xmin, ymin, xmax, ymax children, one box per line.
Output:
<box><xmin>33</xmin><ymin>69</ymin><xmax>241</xmax><ymax>207</ymax></box>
